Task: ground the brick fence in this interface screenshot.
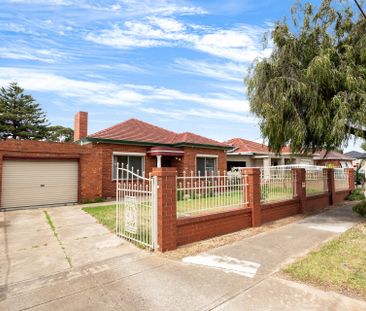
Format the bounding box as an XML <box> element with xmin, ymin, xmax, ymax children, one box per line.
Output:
<box><xmin>154</xmin><ymin>167</ymin><xmax>355</xmax><ymax>252</ymax></box>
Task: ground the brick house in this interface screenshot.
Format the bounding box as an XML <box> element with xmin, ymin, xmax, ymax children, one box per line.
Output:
<box><xmin>314</xmin><ymin>150</ymin><xmax>355</xmax><ymax>168</ymax></box>
<box><xmin>0</xmin><ymin>112</ymin><xmax>228</xmax><ymax>209</ymax></box>
<box><xmin>74</xmin><ymin>112</ymin><xmax>229</xmax><ymax>199</ymax></box>
<box><xmin>226</xmin><ymin>138</ymin><xmax>314</xmax><ymax>169</ymax></box>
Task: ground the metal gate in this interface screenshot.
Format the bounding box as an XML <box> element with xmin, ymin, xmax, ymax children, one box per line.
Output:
<box><xmin>116</xmin><ymin>165</ymin><xmax>158</xmax><ymax>250</ymax></box>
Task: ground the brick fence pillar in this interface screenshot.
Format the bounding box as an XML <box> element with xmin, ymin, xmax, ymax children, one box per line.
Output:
<box><xmin>151</xmin><ymin>167</ymin><xmax>177</xmax><ymax>252</ymax></box>
<box><xmin>242</xmin><ymin>168</ymin><xmax>261</xmax><ymax>227</ymax></box>
<box><xmin>345</xmin><ymin>168</ymin><xmax>355</xmax><ymax>192</ymax></box>
<box><xmin>293</xmin><ymin>168</ymin><xmax>306</xmax><ymax>213</ymax></box>
<box><xmin>325</xmin><ymin>168</ymin><xmax>335</xmax><ymax>206</ymax></box>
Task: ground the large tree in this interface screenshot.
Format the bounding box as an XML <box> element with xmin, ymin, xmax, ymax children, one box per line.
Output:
<box><xmin>0</xmin><ymin>82</ymin><xmax>49</xmax><ymax>140</ymax></box>
<box><xmin>246</xmin><ymin>0</ymin><xmax>366</xmax><ymax>153</ymax></box>
<box><xmin>46</xmin><ymin>125</ymin><xmax>74</xmax><ymax>142</ymax></box>
<box><xmin>0</xmin><ymin>82</ymin><xmax>73</xmax><ymax>142</ymax></box>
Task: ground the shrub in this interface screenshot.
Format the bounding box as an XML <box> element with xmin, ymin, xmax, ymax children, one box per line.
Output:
<box><xmin>353</xmin><ymin>200</ymin><xmax>366</xmax><ymax>217</ymax></box>
<box><xmin>346</xmin><ymin>188</ymin><xmax>365</xmax><ymax>201</ymax></box>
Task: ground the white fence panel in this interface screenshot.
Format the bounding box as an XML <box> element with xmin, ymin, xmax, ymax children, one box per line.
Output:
<box><xmin>176</xmin><ymin>171</ymin><xmax>248</xmax><ymax>217</ymax></box>
<box><xmin>334</xmin><ymin>168</ymin><xmax>349</xmax><ymax>192</ymax></box>
<box><xmin>306</xmin><ymin>169</ymin><xmax>328</xmax><ymax>196</ymax></box>
<box><xmin>260</xmin><ymin>167</ymin><xmax>296</xmax><ymax>203</ymax></box>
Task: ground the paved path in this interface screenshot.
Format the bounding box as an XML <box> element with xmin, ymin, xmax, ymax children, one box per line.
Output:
<box><xmin>0</xmin><ymin>203</ymin><xmax>365</xmax><ymax>310</ymax></box>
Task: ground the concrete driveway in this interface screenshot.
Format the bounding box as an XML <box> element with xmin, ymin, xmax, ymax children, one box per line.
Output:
<box><xmin>0</xmin><ymin>206</ymin><xmax>143</xmax><ymax>298</ymax></box>
<box><xmin>0</xmin><ymin>203</ymin><xmax>365</xmax><ymax>310</ymax></box>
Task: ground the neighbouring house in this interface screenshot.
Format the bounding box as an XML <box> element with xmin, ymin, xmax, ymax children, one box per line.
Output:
<box><xmin>344</xmin><ymin>150</ymin><xmax>366</xmax><ymax>170</ymax></box>
<box><xmin>75</xmin><ymin>112</ymin><xmax>229</xmax><ymax>198</ymax></box>
<box><xmin>313</xmin><ymin>150</ymin><xmax>355</xmax><ymax>168</ymax></box>
<box><xmin>225</xmin><ymin>138</ymin><xmax>314</xmax><ymax>170</ymax></box>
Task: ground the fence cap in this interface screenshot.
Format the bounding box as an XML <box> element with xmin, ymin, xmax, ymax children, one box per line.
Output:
<box><xmin>151</xmin><ymin>167</ymin><xmax>177</xmax><ymax>176</ymax></box>
<box><xmin>241</xmin><ymin>167</ymin><xmax>260</xmax><ymax>174</ymax></box>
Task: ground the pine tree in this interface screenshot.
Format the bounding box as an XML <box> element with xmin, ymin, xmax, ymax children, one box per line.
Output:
<box><xmin>0</xmin><ymin>82</ymin><xmax>49</xmax><ymax>140</ymax></box>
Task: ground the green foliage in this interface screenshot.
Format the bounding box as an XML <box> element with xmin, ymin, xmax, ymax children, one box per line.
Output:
<box><xmin>46</xmin><ymin>125</ymin><xmax>74</xmax><ymax>142</ymax></box>
<box><xmin>246</xmin><ymin>0</ymin><xmax>366</xmax><ymax>153</ymax></box>
<box><xmin>0</xmin><ymin>82</ymin><xmax>75</xmax><ymax>142</ymax></box>
<box><xmin>0</xmin><ymin>82</ymin><xmax>49</xmax><ymax>140</ymax></box>
<box><xmin>353</xmin><ymin>200</ymin><xmax>366</xmax><ymax>217</ymax></box>
<box><xmin>346</xmin><ymin>188</ymin><xmax>365</xmax><ymax>201</ymax></box>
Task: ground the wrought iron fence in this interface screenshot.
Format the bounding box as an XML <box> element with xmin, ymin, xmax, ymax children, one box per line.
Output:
<box><xmin>176</xmin><ymin>171</ymin><xmax>248</xmax><ymax>217</ymax></box>
<box><xmin>305</xmin><ymin>168</ymin><xmax>328</xmax><ymax>196</ymax></box>
<box><xmin>334</xmin><ymin>168</ymin><xmax>349</xmax><ymax>192</ymax></box>
<box><xmin>260</xmin><ymin>167</ymin><xmax>296</xmax><ymax>203</ymax></box>
<box><xmin>116</xmin><ymin>165</ymin><xmax>157</xmax><ymax>249</ymax></box>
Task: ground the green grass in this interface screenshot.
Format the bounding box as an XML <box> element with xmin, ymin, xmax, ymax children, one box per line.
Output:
<box><xmin>260</xmin><ymin>186</ymin><xmax>294</xmax><ymax>202</ymax></box>
<box><xmin>177</xmin><ymin>191</ymin><xmax>243</xmax><ymax>215</ymax></box>
<box><xmin>283</xmin><ymin>222</ymin><xmax>366</xmax><ymax>299</ymax></box>
<box><xmin>83</xmin><ymin>204</ymin><xmax>151</xmax><ymax>248</ymax></box>
<box><xmin>83</xmin><ymin>205</ymin><xmax>116</xmax><ymax>232</ymax></box>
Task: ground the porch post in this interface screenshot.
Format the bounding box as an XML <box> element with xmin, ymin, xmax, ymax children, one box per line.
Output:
<box><xmin>156</xmin><ymin>155</ymin><xmax>162</xmax><ymax>168</ymax></box>
<box><xmin>151</xmin><ymin>167</ymin><xmax>177</xmax><ymax>252</ymax></box>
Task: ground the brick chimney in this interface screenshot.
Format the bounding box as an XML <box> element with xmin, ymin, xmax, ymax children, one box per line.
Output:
<box><xmin>74</xmin><ymin>111</ymin><xmax>88</xmax><ymax>142</ymax></box>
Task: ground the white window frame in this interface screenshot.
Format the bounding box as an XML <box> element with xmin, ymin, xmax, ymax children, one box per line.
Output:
<box><xmin>112</xmin><ymin>152</ymin><xmax>145</xmax><ymax>180</ymax></box>
<box><xmin>196</xmin><ymin>155</ymin><xmax>218</xmax><ymax>175</ymax></box>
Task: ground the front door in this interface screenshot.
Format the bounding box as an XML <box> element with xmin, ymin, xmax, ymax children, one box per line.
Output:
<box><xmin>161</xmin><ymin>156</ymin><xmax>172</xmax><ymax>167</ymax></box>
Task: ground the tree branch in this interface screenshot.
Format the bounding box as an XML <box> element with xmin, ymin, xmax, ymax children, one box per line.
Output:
<box><xmin>354</xmin><ymin>0</ymin><xmax>366</xmax><ymax>19</ymax></box>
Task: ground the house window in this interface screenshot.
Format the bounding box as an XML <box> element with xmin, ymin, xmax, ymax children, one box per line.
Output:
<box><xmin>112</xmin><ymin>155</ymin><xmax>144</xmax><ymax>179</ymax></box>
<box><xmin>196</xmin><ymin>157</ymin><xmax>217</xmax><ymax>175</ymax></box>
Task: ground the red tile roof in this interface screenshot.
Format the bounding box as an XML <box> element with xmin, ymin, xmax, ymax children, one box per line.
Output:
<box><xmin>173</xmin><ymin>132</ymin><xmax>228</xmax><ymax>147</ymax></box>
<box><xmin>89</xmin><ymin>118</ymin><xmax>228</xmax><ymax>148</ymax></box>
<box><xmin>226</xmin><ymin>138</ymin><xmax>294</xmax><ymax>154</ymax></box>
<box><xmin>314</xmin><ymin>150</ymin><xmax>355</xmax><ymax>161</ymax></box>
<box><xmin>226</xmin><ymin>138</ymin><xmax>268</xmax><ymax>154</ymax></box>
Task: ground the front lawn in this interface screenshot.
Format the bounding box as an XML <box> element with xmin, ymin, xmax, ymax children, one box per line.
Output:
<box><xmin>83</xmin><ymin>205</ymin><xmax>116</xmax><ymax>232</ymax></box>
<box><xmin>283</xmin><ymin>222</ymin><xmax>366</xmax><ymax>299</ymax></box>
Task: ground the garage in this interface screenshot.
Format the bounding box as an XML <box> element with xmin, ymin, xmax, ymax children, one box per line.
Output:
<box><xmin>1</xmin><ymin>159</ymin><xmax>79</xmax><ymax>209</ymax></box>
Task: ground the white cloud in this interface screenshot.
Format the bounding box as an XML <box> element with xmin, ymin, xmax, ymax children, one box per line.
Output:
<box><xmin>0</xmin><ymin>67</ymin><xmax>144</xmax><ymax>106</ymax></box>
<box><xmin>9</xmin><ymin>0</ymin><xmax>74</xmax><ymax>4</ymax></box>
<box><xmin>141</xmin><ymin>107</ymin><xmax>256</xmax><ymax>124</ymax></box>
<box><xmin>174</xmin><ymin>59</ymin><xmax>246</xmax><ymax>82</ymax></box>
<box><xmin>86</xmin><ymin>18</ymin><xmax>271</xmax><ymax>63</ymax></box>
<box><xmin>0</xmin><ymin>47</ymin><xmax>66</xmax><ymax>63</ymax></box>
<box><xmin>0</xmin><ymin>67</ymin><xmax>248</xmax><ymax>112</ymax></box>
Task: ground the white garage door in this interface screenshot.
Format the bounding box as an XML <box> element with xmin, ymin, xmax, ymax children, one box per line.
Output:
<box><xmin>1</xmin><ymin>160</ymin><xmax>78</xmax><ymax>209</ymax></box>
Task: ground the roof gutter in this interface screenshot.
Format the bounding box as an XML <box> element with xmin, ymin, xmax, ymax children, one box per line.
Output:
<box><xmin>78</xmin><ymin>137</ymin><xmax>230</xmax><ymax>150</ymax></box>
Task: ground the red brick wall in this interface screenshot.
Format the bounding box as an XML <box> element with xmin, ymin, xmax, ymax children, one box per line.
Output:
<box><xmin>303</xmin><ymin>193</ymin><xmax>330</xmax><ymax>213</ymax></box>
<box><xmin>96</xmin><ymin>144</ymin><xmax>227</xmax><ymax>198</ymax></box>
<box><xmin>176</xmin><ymin>208</ymin><xmax>252</xmax><ymax>246</ymax></box>
<box><xmin>334</xmin><ymin>190</ymin><xmax>350</xmax><ymax>205</ymax></box>
<box><xmin>261</xmin><ymin>198</ymin><xmax>300</xmax><ymax>224</ymax></box>
<box><xmin>0</xmin><ymin>140</ymin><xmax>103</xmax><ymax>205</ymax></box>
<box><xmin>93</xmin><ymin>144</ymin><xmax>155</xmax><ymax>198</ymax></box>
<box><xmin>180</xmin><ymin>147</ymin><xmax>227</xmax><ymax>175</ymax></box>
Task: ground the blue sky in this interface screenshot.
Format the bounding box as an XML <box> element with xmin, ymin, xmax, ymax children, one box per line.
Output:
<box><xmin>0</xmin><ymin>0</ymin><xmax>363</xmax><ymax>151</ymax></box>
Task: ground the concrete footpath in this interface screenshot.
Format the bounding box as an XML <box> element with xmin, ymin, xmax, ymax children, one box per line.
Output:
<box><xmin>0</xmin><ymin>203</ymin><xmax>365</xmax><ymax>310</ymax></box>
